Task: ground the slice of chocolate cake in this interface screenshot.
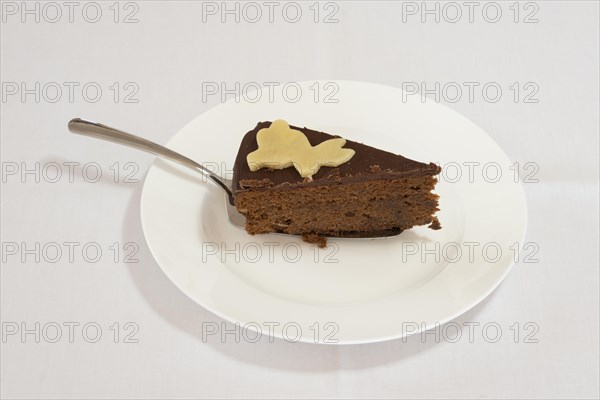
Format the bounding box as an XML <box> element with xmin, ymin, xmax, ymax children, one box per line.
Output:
<box><xmin>232</xmin><ymin>120</ymin><xmax>441</xmax><ymax>247</ymax></box>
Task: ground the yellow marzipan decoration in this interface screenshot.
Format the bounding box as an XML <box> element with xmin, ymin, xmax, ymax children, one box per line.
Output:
<box><xmin>246</xmin><ymin>120</ymin><xmax>355</xmax><ymax>179</ymax></box>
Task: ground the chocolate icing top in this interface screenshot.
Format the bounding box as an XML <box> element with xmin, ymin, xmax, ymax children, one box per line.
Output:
<box><xmin>233</xmin><ymin>121</ymin><xmax>441</xmax><ymax>194</ymax></box>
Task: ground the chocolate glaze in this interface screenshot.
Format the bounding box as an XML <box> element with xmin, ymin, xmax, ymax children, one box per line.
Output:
<box><xmin>232</xmin><ymin>121</ymin><xmax>441</xmax><ymax>195</ymax></box>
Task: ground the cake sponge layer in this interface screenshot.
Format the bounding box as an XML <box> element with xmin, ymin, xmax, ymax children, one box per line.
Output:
<box><xmin>235</xmin><ymin>175</ymin><xmax>440</xmax><ymax>241</ymax></box>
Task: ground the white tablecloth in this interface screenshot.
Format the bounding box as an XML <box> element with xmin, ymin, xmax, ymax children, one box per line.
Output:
<box><xmin>1</xmin><ymin>2</ymin><xmax>598</xmax><ymax>398</ymax></box>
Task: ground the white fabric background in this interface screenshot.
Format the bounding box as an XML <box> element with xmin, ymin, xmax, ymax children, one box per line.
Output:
<box><xmin>1</xmin><ymin>1</ymin><xmax>598</xmax><ymax>399</ymax></box>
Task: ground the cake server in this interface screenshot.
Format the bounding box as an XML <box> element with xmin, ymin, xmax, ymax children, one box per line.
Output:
<box><xmin>67</xmin><ymin>118</ymin><xmax>246</xmax><ymax>228</ymax></box>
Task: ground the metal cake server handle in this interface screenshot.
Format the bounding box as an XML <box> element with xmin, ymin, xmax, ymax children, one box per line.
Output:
<box><xmin>67</xmin><ymin>119</ymin><xmax>246</xmax><ymax>229</ymax></box>
<box><xmin>68</xmin><ymin>118</ymin><xmax>233</xmax><ymax>199</ymax></box>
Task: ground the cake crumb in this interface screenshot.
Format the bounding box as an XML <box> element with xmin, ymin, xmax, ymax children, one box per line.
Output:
<box><xmin>428</xmin><ymin>217</ymin><xmax>442</xmax><ymax>230</ymax></box>
<box><xmin>324</xmin><ymin>169</ymin><xmax>342</xmax><ymax>181</ymax></box>
<box><xmin>301</xmin><ymin>232</ymin><xmax>327</xmax><ymax>248</ymax></box>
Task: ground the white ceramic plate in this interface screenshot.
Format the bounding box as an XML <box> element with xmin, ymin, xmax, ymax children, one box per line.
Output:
<box><xmin>140</xmin><ymin>81</ymin><xmax>527</xmax><ymax>344</ymax></box>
